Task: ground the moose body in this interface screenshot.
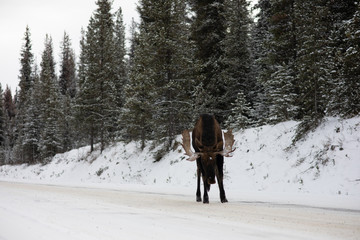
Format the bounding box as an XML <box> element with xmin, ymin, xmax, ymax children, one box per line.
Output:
<box><xmin>182</xmin><ymin>114</ymin><xmax>235</xmax><ymax>203</ymax></box>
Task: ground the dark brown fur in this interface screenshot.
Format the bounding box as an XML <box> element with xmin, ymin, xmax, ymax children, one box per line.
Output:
<box><xmin>192</xmin><ymin>114</ymin><xmax>227</xmax><ymax>203</ymax></box>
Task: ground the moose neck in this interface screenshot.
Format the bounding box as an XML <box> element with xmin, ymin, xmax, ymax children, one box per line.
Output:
<box><xmin>200</xmin><ymin>114</ymin><xmax>216</xmax><ymax>146</ymax></box>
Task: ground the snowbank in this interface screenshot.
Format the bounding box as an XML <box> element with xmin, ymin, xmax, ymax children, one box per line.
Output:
<box><xmin>1</xmin><ymin>117</ymin><xmax>359</xmax><ymax>208</ymax></box>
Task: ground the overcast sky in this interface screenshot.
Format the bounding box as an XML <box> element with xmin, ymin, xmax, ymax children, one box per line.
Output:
<box><xmin>0</xmin><ymin>0</ymin><xmax>138</xmax><ymax>94</ymax></box>
<box><xmin>1</xmin><ymin>0</ymin><xmax>258</xmax><ymax>95</ymax></box>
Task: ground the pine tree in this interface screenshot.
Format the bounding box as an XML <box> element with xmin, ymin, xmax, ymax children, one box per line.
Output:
<box><xmin>327</xmin><ymin>1</ymin><xmax>359</xmax><ymax>117</ymax></box>
<box><xmin>113</xmin><ymin>8</ymin><xmax>128</xmax><ymax>137</ymax></box>
<box><xmin>122</xmin><ymin>80</ymin><xmax>153</xmax><ymax>149</ymax></box>
<box><xmin>265</xmin><ymin>0</ymin><xmax>298</xmax><ymax>122</ymax></box>
<box><xmin>58</xmin><ymin>32</ymin><xmax>77</xmax><ymax>152</ymax></box>
<box><xmin>77</xmin><ymin>28</ymin><xmax>87</xmax><ymax>93</ymax></box>
<box><xmin>76</xmin><ymin>18</ymin><xmax>99</xmax><ymax>152</ymax></box>
<box><xmin>20</xmin><ymin>64</ymin><xmax>42</xmax><ymax>163</ymax></box>
<box><xmin>190</xmin><ymin>0</ymin><xmax>227</xmax><ymax>123</ymax></box>
<box><xmin>3</xmin><ymin>86</ymin><xmax>16</xmax><ymax>164</ymax></box>
<box><xmin>128</xmin><ymin>19</ymin><xmax>139</xmax><ymax>70</ymax></box>
<box><xmin>122</xmin><ymin>0</ymin><xmax>167</xmax><ymax>146</ymax></box>
<box><xmin>340</xmin><ymin>3</ymin><xmax>360</xmax><ymax>117</ymax></box>
<box><xmin>223</xmin><ymin>0</ymin><xmax>254</xmax><ymax>126</ymax></box>
<box><xmin>250</xmin><ymin>0</ymin><xmax>272</xmax><ymax>125</ymax></box>
<box><xmin>0</xmin><ymin>84</ymin><xmax>5</xmax><ymax>164</ymax></box>
<box><xmin>59</xmin><ymin>31</ymin><xmax>76</xmax><ymax>98</ymax></box>
<box><xmin>75</xmin><ymin>28</ymin><xmax>88</xmax><ymax>147</ymax></box>
<box><xmin>123</xmin><ymin>0</ymin><xmax>193</xmax><ymax>147</ymax></box>
<box><xmin>38</xmin><ymin>35</ymin><xmax>62</xmax><ymax>161</ymax></box>
<box><xmin>76</xmin><ymin>0</ymin><xmax>118</xmax><ymax>152</ymax></box>
<box><xmin>251</xmin><ymin>0</ymin><xmax>299</xmax><ymax>123</ymax></box>
<box><xmin>151</xmin><ymin>0</ymin><xmax>194</xmax><ymax>145</ymax></box>
<box><xmin>168</xmin><ymin>0</ymin><xmax>194</xmax><ymax>136</ymax></box>
<box><xmin>113</xmin><ymin>8</ymin><xmax>127</xmax><ymax>108</ymax></box>
<box><xmin>295</xmin><ymin>0</ymin><xmax>332</xmax><ymax>121</ymax></box>
<box><xmin>18</xmin><ymin>26</ymin><xmax>34</xmax><ymax>109</ymax></box>
<box><xmin>14</xmin><ymin>26</ymin><xmax>35</xmax><ymax>163</ymax></box>
<box><xmin>267</xmin><ymin>64</ymin><xmax>298</xmax><ymax>121</ymax></box>
<box><xmin>192</xmin><ymin>81</ymin><xmax>213</xmax><ymax>115</ymax></box>
<box><xmin>121</xmin><ymin>14</ymin><xmax>150</xmax><ymax>147</ymax></box>
<box><xmin>225</xmin><ymin>91</ymin><xmax>251</xmax><ymax>130</ymax></box>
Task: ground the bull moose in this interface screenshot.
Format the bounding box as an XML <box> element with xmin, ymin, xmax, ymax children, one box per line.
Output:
<box><xmin>181</xmin><ymin>114</ymin><xmax>235</xmax><ymax>203</ymax></box>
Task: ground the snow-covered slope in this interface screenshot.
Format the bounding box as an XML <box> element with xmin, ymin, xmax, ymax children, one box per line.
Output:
<box><xmin>1</xmin><ymin>117</ymin><xmax>359</xmax><ymax>203</ymax></box>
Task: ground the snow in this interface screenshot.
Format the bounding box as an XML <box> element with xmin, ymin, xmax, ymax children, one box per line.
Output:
<box><xmin>1</xmin><ymin>117</ymin><xmax>360</xmax><ymax>207</ymax></box>
<box><xmin>0</xmin><ymin>117</ymin><xmax>359</xmax><ymax>239</ymax></box>
<box><xmin>1</xmin><ymin>181</ymin><xmax>359</xmax><ymax>240</ymax></box>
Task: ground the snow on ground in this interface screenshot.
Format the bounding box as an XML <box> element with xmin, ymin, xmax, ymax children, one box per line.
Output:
<box><xmin>1</xmin><ymin>117</ymin><xmax>360</xmax><ymax>240</ymax></box>
<box><xmin>1</xmin><ymin>181</ymin><xmax>359</xmax><ymax>240</ymax></box>
<box><xmin>0</xmin><ymin>116</ymin><xmax>359</xmax><ymax>210</ymax></box>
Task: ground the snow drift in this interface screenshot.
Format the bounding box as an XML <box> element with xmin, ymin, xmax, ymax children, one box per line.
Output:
<box><xmin>1</xmin><ymin>117</ymin><xmax>359</xmax><ymax>203</ymax></box>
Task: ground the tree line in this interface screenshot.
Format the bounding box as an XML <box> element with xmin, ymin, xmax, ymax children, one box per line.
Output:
<box><xmin>0</xmin><ymin>0</ymin><xmax>359</xmax><ymax>165</ymax></box>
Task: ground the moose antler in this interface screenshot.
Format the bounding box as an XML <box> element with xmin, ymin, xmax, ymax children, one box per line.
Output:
<box><xmin>221</xmin><ymin>130</ymin><xmax>236</xmax><ymax>157</ymax></box>
<box><xmin>181</xmin><ymin>130</ymin><xmax>199</xmax><ymax>161</ymax></box>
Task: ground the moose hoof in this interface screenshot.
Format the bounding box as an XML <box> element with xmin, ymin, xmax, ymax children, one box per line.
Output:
<box><xmin>203</xmin><ymin>196</ymin><xmax>209</xmax><ymax>204</ymax></box>
<box><xmin>221</xmin><ymin>198</ymin><xmax>228</xmax><ymax>203</ymax></box>
<box><xmin>196</xmin><ymin>196</ymin><xmax>202</xmax><ymax>202</ymax></box>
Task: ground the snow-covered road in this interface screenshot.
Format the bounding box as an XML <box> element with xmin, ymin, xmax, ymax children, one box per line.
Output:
<box><xmin>0</xmin><ymin>181</ymin><xmax>359</xmax><ymax>240</ymax></box>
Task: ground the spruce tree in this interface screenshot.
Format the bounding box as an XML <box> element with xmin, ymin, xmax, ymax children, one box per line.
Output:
<box><xmin>267</xmin><ymin>64</ymin><xmax>298</xmax><ymax>121</ymax></box>
<box><xmin>192</xmin><ymin>81</ymin><xmax>213</xmax><ymax>115</ymax></box>
<box><xmin>77</xmin><ymin>0</ymin><xmax>118</xmax><ymax>152</ymax></box>
<box><xmin>77</xmin><ymin>28</ymin><xmax>87</xmax><ymax>94</ymax></box>
<box><xmin>38</xmin><ymin>35</ymin><xmax>62</xmax><ymax>161</ymax></box>
<box><xmin>340</xmin><ymin>3</ymin><xmax>360</xmax><ymax>117</ymax></box>
<box><xmin>122</xmin><ymin>78</ymin><xmax>153</xmax><ymax>149</ymax></box>
<box><xmin>123</xmin><ymin>0</ymin><xmax>167</xmax><ymax>146</ymax></box>
<box><xmin>14</xmin><ymin>26</ymin><xmax>35</xmax><ymax>163</ymax></box>
<box><xmin>223</xmin><ymin>0</ymin><xmax>254</xmax><ymax>126</ymax></box>
<box><xmin>113</xmin><ymin>8</ymin><xmax>127</xmax><ymax>108</ymax></box>
<box><xmin>226</xmin><ymin>91</ymin><xmax>251</xmax><ymax>130</ymax></box>
<box><xmin>59</xmin><ymin>32</ymin><xmax>77</xmax><ymax>152</ymax></box>
<box><xmin>123</xmin><ymin>0</ymin><xmax>193</xmax><ymax>147</ymax></box>
<box><xmin>113</xmin><ymin>8</ymin><xmax>128</xmax><ymax>137</ymax></box>
<box><xmin>128</xmin><ymin>19</ymin><xmax>139</xmax><ymax>70</ymax></box>
<box><xmin>21</xmin><ymin>64</ymin><xmax>41</xmax><ymax>163</ymax></box>
<box><xmin>121</xmin><ymin>14</ymin><xmax>151</xmax><ymax>147</ymax></box>
<box><xmin>327</xmin><ymin>1</ymin><xmax>359</xmax><ymax>117</ymax></box>
<box><xmin>3</xmin><ymin>86</ymin><xmax>16</xmax><ymax>164</ymax></box>
<box><xmin>59</xmin><ymin>31</ymin><xmax>76</xmax><ymax>98</ymax></box>
<box><xmin>250</xmin><ymin>0</ymin><xmax>272</xmax><ymax>125</ymax></box>
<box><xmin>151</xmin><ymin>0</ymin><xmax>194</xmax><ymax>145</ymax></box>
<box><xmin>190</xmin><ymin>0</ymin><xmax>227</xmax><ymax>123</ymax></box>
<box><xmin>18</xmin><ymin>26</ymin><xmax>34</xmax><ymax>108</ymax></box>
<box><xmin>168</xmin><ymin>0</ymin><xmax>194</xmax><ymax>138</ymax></box>
<box><xmin>75</xmin><ymin>28</ymin><xmax>89</xmax><ymax>147</ymax></box>
<box><xmin>76</xmin><ymin>18</ymin><xmax>99</xmax><ymax>152</ymax></box>
<box><xmin>0</xmin><ymin>84</ymin><xmax>5</xmax><ymax>164</ymax></box>
<box><xmin>295</xmin><ymin>0</ymin><xmax>331</xmax><ymax>121</ymax></box>
<box><xmin>265</xmin><ymin>0</ymin><xmax>298</xmax><ymax>122</ymax></box>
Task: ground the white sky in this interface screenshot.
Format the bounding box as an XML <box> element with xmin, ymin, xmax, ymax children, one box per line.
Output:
<box><xmin>0</xmin><ymin>0</ymin><xmax>139</xmax><ymax>94</ymax></box>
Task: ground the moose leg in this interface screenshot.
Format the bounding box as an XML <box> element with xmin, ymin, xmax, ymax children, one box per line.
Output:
<box><xmin>196</xmin><ymin>168</ymin><xmax>202</xmax><ymax>202</ymax></box>
<box><xmin>216</xmin><ymin>175</ymin><xmax>227</xmax><ymax>203</ymax></box>
<box><xmin>202</xmin><ymin>177</ymin><xmax>210</xmax><ymax>204</ymax></box>
<box><xmin>216</xmin><ymin>155</ymin><xmax>228</xmax><ymax>203</ymax></box>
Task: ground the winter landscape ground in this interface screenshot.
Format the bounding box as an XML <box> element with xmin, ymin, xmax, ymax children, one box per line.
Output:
<box><xmin>0</xmin><ymin>117</ymin><xmax>359</xmax><ymax>239</ymax></box>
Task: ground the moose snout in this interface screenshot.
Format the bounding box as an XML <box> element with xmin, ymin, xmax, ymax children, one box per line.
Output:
<box><xmin>207</xmin><ymin>177</ymin><xmax>216</xmax><ymax>184</ymax></box>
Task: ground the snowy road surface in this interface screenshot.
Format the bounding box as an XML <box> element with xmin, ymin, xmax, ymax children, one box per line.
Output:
<box><xmin>0</xmin><ymin>181</ymin><xmax>359</xmax><ymax>240</ymax></box>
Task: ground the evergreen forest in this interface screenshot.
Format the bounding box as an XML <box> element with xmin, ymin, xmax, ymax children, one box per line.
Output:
<box><xmin>0</xmin><ymin>0</ymin><xmax>359</xmax><ymax>165</ymax></box>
